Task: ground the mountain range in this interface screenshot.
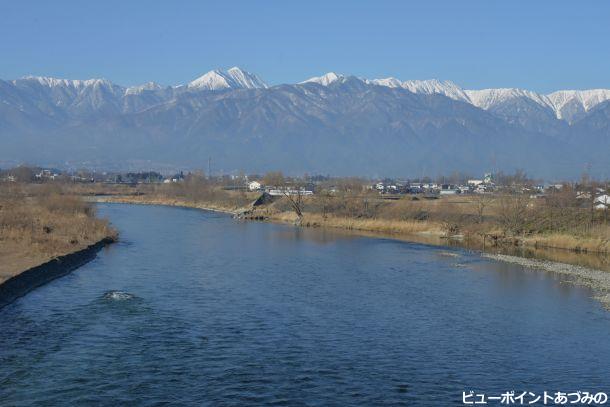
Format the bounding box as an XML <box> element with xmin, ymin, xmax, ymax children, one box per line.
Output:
<box><xmin>1</xmin><ymin>67</ymin><xmax>608</xmax><ymax>178</ymax></box>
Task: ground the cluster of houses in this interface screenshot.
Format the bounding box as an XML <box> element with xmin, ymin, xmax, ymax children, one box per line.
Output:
<box><xmin>372</xmin><ymin>173</ymin><xmax>498</xmax><ymax>196</ymax></box>
<box><xmin>35</xmin><ymin>169</ymin><xmax>60</xmax><ymax>180</ymax></box>
<box><xmin>371</xmin><ymin>174</ymin><xmax>609</xmax><ymax>211</ymax></box>
<box><xmin>2</xmin><ymin>166</ymin><xmax>609</xmax><ymax>211</ymax></box>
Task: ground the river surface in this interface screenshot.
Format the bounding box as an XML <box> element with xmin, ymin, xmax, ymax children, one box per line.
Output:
<box><xmin>1</xmin><ymin>203</ymin><xmax>610</xmax><ymax>406</ymax></box>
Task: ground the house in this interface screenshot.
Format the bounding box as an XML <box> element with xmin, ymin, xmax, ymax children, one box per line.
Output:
<box><xmin>440</xmin><ymin>184</ymin><xmax>460</xmax><ymax>195</ymax></box>
<box><xmin>545</xmin><ymin>184</ymin><xmax>564</xmax><ymax>192</ymax></box>
<box><xmin>248</xmin><ymin>181</ymin><xmax>262</xmax><ymax>191</ymax></box>
<box><xmin>35</xmin><ymin>169</ymin><xmax>59</xmax><ymax>180</ymax></box>
<box><xmin>474</xmin><ymin>184</ymin><xmax>488</xmax><ymax>193</ymax></box>
<box><xmin>595</xmin><ymin>194</ymin><xmax>610</xmax><ymax>204</ymax></box>
<box><xmin>594</xmin><ymin>194</ymin><xmax>610</xmax><ymax>209</ymax></box>
<box><xmin>468</xmin><ymin>179</ymin><xmax>483</xmax><ymax>187</ymax></box>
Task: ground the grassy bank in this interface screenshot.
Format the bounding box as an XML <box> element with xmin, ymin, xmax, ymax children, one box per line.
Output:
<box><xmin>53</xmin><ymin>174</ymin><xmax>609</xmax><ymax>260</ymax></box>
<box><xmin>91</xmin><ymin>194</ymin><xmax>246</xmax><ymax>215</ymax></box>
<box><xmin>0</xmin><ymin>184</ymin><xmax>117</xmax><ymax>284</ymax></box>
<box><xmin>246</xmin><ymin>189</ymin><xmax>610</xmax><ymax>255</ymax></box>
<box><xmin>83</xmin><ymin>184</ymin><xmax>608</xmax><ymax>256</ymax></box>
<box><xmin>266</xmin><ymin>211</ymin><xmax>445</xmax><ymax>237</ymax></box>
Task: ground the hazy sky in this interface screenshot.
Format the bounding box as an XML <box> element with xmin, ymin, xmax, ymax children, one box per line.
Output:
<box><xmin>2</xmin><ymin>0</ymin><xmax>609</xmax><ymax>92</ymax></box>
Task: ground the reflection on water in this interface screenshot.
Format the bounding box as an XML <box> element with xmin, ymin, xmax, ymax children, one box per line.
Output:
<box><xmin>1</xmin><ymin>203</ymin><xmax>609</xmax><ymax>405</ymax></box>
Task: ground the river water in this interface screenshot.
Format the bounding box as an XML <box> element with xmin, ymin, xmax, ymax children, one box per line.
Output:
<box><xmin>1</xmin><ymin>203</ymin><xmax>609</xmax><ymax>406</ymax></box>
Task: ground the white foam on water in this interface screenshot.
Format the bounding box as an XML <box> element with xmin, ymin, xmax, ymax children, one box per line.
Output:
<box><xmin>102</xmin><ymin>290</ymin><xmax>135</xmax><ymax>301</ymax></box>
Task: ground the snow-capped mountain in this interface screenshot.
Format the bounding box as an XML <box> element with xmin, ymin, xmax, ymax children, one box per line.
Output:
<box><xmin>14</xmin><ymin>69</ymin><xmax>610</xmax><ymax>122</ymax></box>
<box><xmin>464</xmin><ymin>88</ymin><xmax>553</xmax><ymax>111</ymax></box>
<box><xmin>363</xmin><ymin>78</ymin><xmax>470</xmax><ymax>102</ymax></box>
<box><xmin>304</xmin><ymin>74</ymin><xmax>471</xmax><ymax>102</ymax></box>
<box><xmin>304</xmin><ymin>72</ymin><xmax>610</xmax><ymax>123</ymax></box>
<box><xmin>462</xmin><ymin>88</ymin><xmax>610</xmax><ymax>123</ymax></box>
<box><xmin>547</xmin><ymin>89</ymin><xmax>610</xmax><ymax>122</ymax></box>
<box><xmin>125</xmin><ymin>82</ymin><xmax>163</xmax><ymax>95</ymax></box>
<box><xmin>301</xmin><ymin>72</ymin><xmax>346</xmax><ymax>86</ymax></box>
<box><xmin>187</xmin><ymin>67</ymin><xmax>267</xmax><ymax>90</ymax></box>
<box><xmin>1</xmin><ymin>67</ymin><xmax>609</xmax><ymax>177</ymax></box>
<box><xmin>401</xmin><ymin>79</ymin><xmax>471</xmax><ymax>103</ymax></box>
<box><xmin>16</xmin><ymin>76</ymin><xmax>116</xmax><ymax>90</ymax></box>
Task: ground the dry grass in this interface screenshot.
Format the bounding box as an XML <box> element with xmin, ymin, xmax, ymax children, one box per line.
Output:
<box><xmin>93</xmin><ymin>194</ymin><xmax>253</xmax><ymax>214</ymax></box>
<box><xmin>0</xmin><ymin>184</ymin><xmax>117</xmax><ymax>282</ymax></box>
<box><xmin>270</xmin><ymin>211</ymin><xmax>444</xmax><ymax>236</ymax></box>
<box><xmin>521</xmin><ymin>231</ymin><xmax>610</xmax><ymax>254</ymax></box>
<box><xmin>74</xmin><ymin>182</ymin><xmax>610</xmax><ymax>255</ymax></box>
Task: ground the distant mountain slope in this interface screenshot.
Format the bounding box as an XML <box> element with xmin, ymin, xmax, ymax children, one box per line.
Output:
<box><xmin>187</xmin><ymin>67</ymin><xmax>267</xmax><ymax>90</ymax></box>
<box><xmin>0</xmin><ymin>68</ymin><xmax>608</xmax><ymax>178</ymax></box>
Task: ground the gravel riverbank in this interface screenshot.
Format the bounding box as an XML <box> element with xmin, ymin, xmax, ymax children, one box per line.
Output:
<box><xmin>483</xmin><ymin>253</ymin><xmax>610</xmax><ymax>309</ymax></box>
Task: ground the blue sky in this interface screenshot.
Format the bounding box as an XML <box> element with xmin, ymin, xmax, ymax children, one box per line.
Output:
<box><xmin>1</xmin><ymin>0</ymin><xmax>609</xmax><ymax>92</ymax></box>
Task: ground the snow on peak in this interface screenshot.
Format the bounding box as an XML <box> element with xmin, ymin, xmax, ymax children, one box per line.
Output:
<box><xmin>465</xmin><ymin>88</ymin><xmax>553</xmax><ymax>110</ymax></box>
<box><xmin>17</xmin><ymin>76</ymin><xmax>114</xmax><ymax>89</ymax></box>
<box><xmin>301</xmin><ymin>72</ymin><xmax>345</xmax><ymax>86</ymax></box>
<box><xmin>188</xmin><ymin>70</ymin><xmax>231</xmax><ymax>90</ymax></box>
<box><xmin>188</xmin><ymin>67</ymin><xmax>267</xmax><ymax>90</ymax></box>
<box><xmin>225</xmin><ymin>67</ymin><xmax>267</xmax><ymax>89</ymax></box>
<box><xmin>547</xmin><ymin>89</ymin><xmax>610</xmax><ymax>120</ymax></box>
<box><xmin>401</xmin><ymin>79</ymin><xmax>470</xmax><ymax>102</ymax></box>
<box><xmin>366</xmin><ymin>77</ymin><xmax>403</xmax><ymax>88</ymax></box>
<box><xmin>365</xmin><ymin>77</ymin><xmax>470</xmax><ymax>102</ymax></box>
<box><xmin>125</xmin><ymin>82</ymin><xmax>162</xmax><ymax>95</ymax></box>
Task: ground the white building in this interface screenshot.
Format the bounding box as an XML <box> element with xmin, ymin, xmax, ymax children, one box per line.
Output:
<box><xmin>594</xmin><ymin>194</ymin><xmax>610</xmax><ymax>205</ymax></box>
<box><xmin>248</xmin><ymin>181</ymin><xmax>262</xmax><ymax>191</ymax></box>
<box><xmin>268</xmin><ymin>189</ymin><xmax>313</xmax><ymax>196</ymax></box>
<box><xmin>594</xmin><ymin>194</ymin><xmax>610</xmax><ymax>209</ymax></box>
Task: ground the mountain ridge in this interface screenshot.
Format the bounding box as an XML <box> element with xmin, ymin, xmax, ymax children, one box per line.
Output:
<box><xmin>9</xmin><ymin>68</ymin><xmax>610</xmax><ymax>122</ymax></box>
<box><xmin>1</xmin><ymin>68</ymin><xmax>608</xmax><ymax>178</ymax></box>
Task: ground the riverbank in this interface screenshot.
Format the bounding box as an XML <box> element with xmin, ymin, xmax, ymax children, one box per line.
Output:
<box><xmin>483</xmin><ymin>253</ymin><xmax>610</xmax><ymax>309</ymax></box>
<box><xmin>91</xmin><ymin>194</ymin><xmax>609</xmax><ymax>269</ymax></box>
<box><xmin>0</xmin><ymin>237</ymin><xmax>114</xmax><ymax>308</ymax></box>
<box><xmin>69</xmin><ymin>181</ymin><xmax>610</xmax><ymax>257</ymax></box>
<box><xmin>89</xmin><ymin>195</ymin><xmax>243</xmax><ymax>215</ymax></box>
<box><xmin>0</xmin><ymin>185</ymin><xmax>118</xmax><ymax>303</ymax></box>
<box><xmin>41</xmin><ymin>194</ymin><xmax>610</xmax><ymax>310</ymax></box>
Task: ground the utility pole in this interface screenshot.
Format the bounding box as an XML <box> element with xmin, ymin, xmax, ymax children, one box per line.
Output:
<box><xmin>207</xmin><ymin>157</ymin><xmax>211</xmax><ymax>180</ymax></box>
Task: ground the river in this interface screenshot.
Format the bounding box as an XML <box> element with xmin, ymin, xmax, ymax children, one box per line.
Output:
<box><xmin>1</xmin><ymin>203</ymin><xmax>609</xmax><ymax>405</ymax></box>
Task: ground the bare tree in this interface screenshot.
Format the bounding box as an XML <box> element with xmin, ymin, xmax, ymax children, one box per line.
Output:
<box><xmin>497</xmin><ymin>193</ymin><xmax>531</xmax><ymax>235</ymax></box>
<box><xmin>265</xmin><ymin>172</ymin><xmax>306</xmax><ymax>224</ymax></box>
<box><xmin>284</xmin><ymin>189</ymin><xmax>304</xmax><ymax>223</ymax></box>
<box><xmin>316</xmin><ymin>189</ymin><xmax>334</xmax><ymax>220</ymax></box>
<box><xmin>472</xmin><ymin>193</ymin><xmax>495</xmax><ymax>223</ymax></box>
<box><xmin>281</xmin><ymin>178</ymin><xmax>310</xmax><ymax>225</ymax></box>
